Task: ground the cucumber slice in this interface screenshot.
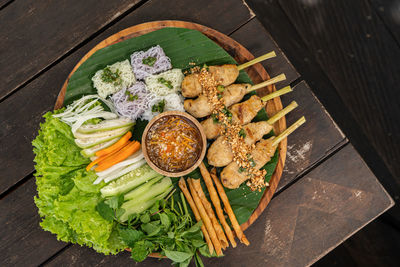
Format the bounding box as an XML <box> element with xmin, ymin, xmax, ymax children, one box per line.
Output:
<box><xmin>124</xmin><ymin>177</ymin><xmax>172</xmax><ymax>205</ymax></box>
<box><xmin>74</xmin><ymin>127</ymin><xmax>130</xmax><ymax>149</ymax></box>
<box><xmin>77</xmin><ymin>118</ymin><xmax>134</xmax><ymax>134</ymax></box>
<box><xmin>119</xmin><ymin>187</ymin><xmax>172</xmax><ymax>222</ymax></box>
<box><xmin>100</xmin><ymin>164</ymin><xmax>158</xmax><ymax>197</ymax></box>
<box><xmin>74</xmin><ymin>124</ymin><xmax>132</xmax><ymax>139</ymax></box>
<box><xmin>80</xmin><ymin>137</ymin><xmax>120</xmax><ymax>158</ymax></box>
<box><xmin>123</xmin><ymin>175</ymin><xmax>164</xmax><ymax>201</ymax></box>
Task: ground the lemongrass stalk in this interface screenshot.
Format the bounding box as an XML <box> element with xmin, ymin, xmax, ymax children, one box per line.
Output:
<box><xmin>266</xmin><ymin>101</ymin><xmax>298</xmax><ymax>125</ymax></box>
<box><xmin>247</xmin><ymin>74</ymin><xmax>286</xmax><ymax>92</ymax></box>
<box><xmin>237</xmin><ymin>51</ymin><xmax>276</xmax><ymax>70</ymax></box>
<box><xmin>272</xmin><ymin>116</ymin><xmax>306</xmax><ymax>147</ymax></box>
<box><xmin>261</xmin><ymin>85</ymin><xmax>292</xmax><ymax>102</ymax></box>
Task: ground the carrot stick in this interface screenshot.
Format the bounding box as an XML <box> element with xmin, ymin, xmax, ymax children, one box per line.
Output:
<box><xmin>95</xmin><ymin>141</ymin><xmax>140</xmax><ymax>171</ymax></box>
<box><xmin>86</xmin><ymin>141</ymin><xmax>132</xmax><ymax>171</ymax></box>
<box><xmin>95</xmin><ymin>131</ymin><xmax>132</xmax><ymax>157</ymax></box>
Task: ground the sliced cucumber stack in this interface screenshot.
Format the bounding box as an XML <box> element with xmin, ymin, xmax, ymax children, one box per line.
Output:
<box><xmin>77</xmin><ymin>117</ymin><xmax>134</xmax><ymax>133</ymax></box>
<box><xmin>75</xmin><ymin>126</ymin><xmax>131</xmax><ymax>149</ymax></box>
<box><xmin>80</xmin><ymin>137</ymin><xmax>120</xmax><ymax>158</ymax></box>
<box><xmin>100</xmin><ymin>164</ymin><xmax>159</xmax><ymax>197</ymax></box>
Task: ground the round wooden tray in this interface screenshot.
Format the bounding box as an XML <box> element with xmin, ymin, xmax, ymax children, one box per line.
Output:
<box><xmin>55</xmin><ymin>20</ymin><xmax>286</xmax><ymax>232</ymax></box>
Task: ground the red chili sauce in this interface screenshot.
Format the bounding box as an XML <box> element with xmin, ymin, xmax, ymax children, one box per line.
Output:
<box><xmin>145</xmin><ymin>115</ymin><xmax>202</xmax><ymax>172</ymax></box>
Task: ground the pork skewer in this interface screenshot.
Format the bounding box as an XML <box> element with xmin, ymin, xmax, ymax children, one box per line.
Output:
<box><xmin>181</xmin><ymin>51</ymin><xmax>277</xmax><ymax>98</ymax></box>
<box><xmin>220</xmin><ymin>116</ymin><xmax>306</xmax><ymax>189</ymax></box>
<box><xmin>184</xmin><ymin>73</ymin><xmax>286</xmax><ymax>118</ymax></box>
<box><xmin>207</xmin><ymin>101</ymin><xmax>298</xmax><ymax>167</ymax></box>
<box><xmin>201</xmin><ymin>86</ymin><xmax>292</xmax><ymax>139</ymax></box>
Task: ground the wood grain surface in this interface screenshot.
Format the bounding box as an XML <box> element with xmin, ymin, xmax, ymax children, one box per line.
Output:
<box><xmin>0</xmin><ymin>0</ymin><xmax>144</xmax><ymax>100</ymax></box>
<box><xmin>0</xmin><ymin>0</ymin><xmax>254</xmax><ymax>196</ymax></box>
<box><xmin>54</xmin><ymin>20</ymin><xmax>286</xmax><ymax>230</ymax></box>
<box><xmin>42</xmin><ymin>145</ymin><xmax>394</xmax><ymax>267</ymax></box>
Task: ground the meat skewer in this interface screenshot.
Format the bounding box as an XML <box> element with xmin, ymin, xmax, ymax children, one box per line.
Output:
<box><xmin>181</xmin><ymin>51</ymin><xmax>277</xmax><ymax>98</ymax></box>
<box><xmin>220</xmin><ymin>116</ymin><xmax>306</xmax><ymax>189</ymax></box>
<box><xmin>201</xmin><ymin>86</ymin><xmax>292</xmax><ymax>139</ymax></box>
<box><xmin>207</xmin><ymin>101</ymin><xmax>298</xmax><ymax>167</ymax></box>
<box><xmin>184</xmin><ymin>73</ymin><xmax>286</xmax><ymax>118</ymax></box>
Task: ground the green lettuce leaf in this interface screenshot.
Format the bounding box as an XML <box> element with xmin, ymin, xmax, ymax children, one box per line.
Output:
<box><xmin>33</xmin><ymin>111</ymin><xmax>125</xmax><ymax>255</ymax></box>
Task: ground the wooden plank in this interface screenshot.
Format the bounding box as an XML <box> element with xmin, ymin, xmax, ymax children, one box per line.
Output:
<box><xmin>0</xmin><ymin>0</ymin><xmax>254</xmax><ymax>102</ymax></box>
<box><xmin>0</xmin><ymin>0</ymin><xmax>254</xmax><ymax>195</ymax></box>
<box><xmin>371</xmin><ymin>0</ymin><xmax>400</xmax><ymax>44</ymax></box>
<box><xmin>278</xmin><ymin>81</ymin><xmax>346</xmax><ymax>192</ymax></box>
<box><xmin>0</xmin><ymin>178</ymin><xmax>66</xmax><ymax>267</ymax></box>
<box><xmin>0</xmin><ymin>0</ymin><xmax>145</xmax><ymax>101</ymax></box>
<box><xmin>246</xmin><ymin>0</ymin><xmax>400</xmax><ymax>220</ymax></box>
<box><xmin>278</xmin><ymin>0</ymin><xmax>400</xmax><ymax>183</ymax></box>
<box><xmin>43</xmin><ymin>145</ymin><xmax>394</xmax><ymax>266</ymax></box>
<box><xmin>0</xmin><ymin>0</ymin><xmax>13</xmax><ymax>10</ymax></box>
<box><xmin>230</xmin><ymin>18</ymin><xmax>300</xmax><ymax>87</ymax></box>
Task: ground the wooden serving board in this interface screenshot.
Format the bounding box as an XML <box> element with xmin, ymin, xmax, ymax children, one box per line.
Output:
<box><xmin>55</xmin><ymin>20</ymin><xmax>287</xmax><ymax>232</ymax></box>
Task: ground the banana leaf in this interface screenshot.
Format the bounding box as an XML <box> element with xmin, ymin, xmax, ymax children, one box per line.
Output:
<box><xmin>63</xmin><ymin>27</ymin><xmax>278</xmax><ymax>225</ymax></box>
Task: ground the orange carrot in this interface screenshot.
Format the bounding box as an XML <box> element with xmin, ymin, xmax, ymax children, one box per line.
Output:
<box><xmin>86</xmin><ymin>141</ymin><xmax>132</xmax><ymax>171</ymax></box>
<box><xmin>95</xmin><ymin>141</ymin><xmax>141</xmax><ymax>171</ymax></box>
<box><xmin>95</xmin><ymin>131</ymin><xmax>132</xmax><ymax>157</ymax></box>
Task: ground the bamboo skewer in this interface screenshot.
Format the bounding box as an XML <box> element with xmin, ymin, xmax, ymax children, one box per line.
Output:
<box><xmin>266</xmin><ymin>101</ymin><xmax>298</xmax><ymax>125</ymax></box>
<box><xmin>261</xmin><ymin>85</ymin><xmax>292</xmax><ymax>102</ymax></box>
<box><xmin>246</xmin><ymin>74</ymin><xmax>286</xmax><ymax>93</ymax></box>
<box><xmin>272</xmin><ymin>116</ymin><xmax>306</xmax><ymax>147</ymax></box>
<box><xmin>237</xmin><ymin>51</ymin><xmax>277</xmax><ymax>71</ymax></box>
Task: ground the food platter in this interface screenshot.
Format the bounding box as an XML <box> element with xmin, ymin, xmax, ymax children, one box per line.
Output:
<box><xmin>55</xmin><ymin>20</ymin><xmax>287</xmax><ymax>231</ymax></box>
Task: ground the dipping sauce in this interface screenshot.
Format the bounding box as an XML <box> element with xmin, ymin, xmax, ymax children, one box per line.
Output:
<box><xmin>145</xmin><ymin>115</ymin><xmax>203</xmax><ymax>172</ymax></box>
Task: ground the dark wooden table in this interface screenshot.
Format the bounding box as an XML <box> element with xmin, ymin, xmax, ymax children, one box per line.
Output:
<box><xmin>0</xmin><ymin>0</ymin><xmax>395</xmax><ymax>266</ymax></box>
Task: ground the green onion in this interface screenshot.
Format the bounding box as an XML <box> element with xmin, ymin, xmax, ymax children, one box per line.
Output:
<box><xmin>101</xmin><ymin>67</ymin><xmax>121</xmax><ymax>85</ymax></box>
<box><xmin>158</xmin><ymin>77</ymin><xmax>173</xmax><ymax>89</ymax></box>
<box><xmin>239</xmin><ymin>129</ymin><xmax>246</xmax><ymax>138</ymax></box>
<box><xmin>217</xmin><ymin>85</ymin><xmax>225</xmax><ymax>92</ymax></box>
<box><xmin>142</xmin><ymin>56</ymin><xmax>157</xmax><ymax>66</ymax></box>
<box><xmin>152</xmin><ymin>100</ymin><xmax>166</xmax><ymax>113</ymax></box>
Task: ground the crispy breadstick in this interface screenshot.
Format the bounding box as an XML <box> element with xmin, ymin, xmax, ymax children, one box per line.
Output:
<box><xmin>191</xmin><ymin>178</ymin><xmax>229</xmax><ymax>250</ymax></box>
<box><xmin>210</xmin><ymin>168</ymin><xmax>250</xmax><ymax>246</ymax></box>
<box><xmin>178</xmin><ymin>178</ymin><xmax>214</xmax><ymax>254</ymax></box>
<box><xmin>187</xmin><ymin>178</ymin><xmax>223</xmax><ymax>256</ymax></box>
<box><xmin>199</xmin><ymin>163</ymin><xmax>237</xmax><ymax>247</ymax></box>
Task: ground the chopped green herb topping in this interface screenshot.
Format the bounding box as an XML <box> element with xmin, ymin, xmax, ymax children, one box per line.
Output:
<box><xmin>217</xmin><ymin>85</ymin><xmax>225</xmax><ymax>92</ymax></box>
<box><xmin>217</xmin><ymin>93</ymin><xmax>223</xmax><ymax>99</ymax></box>
<box><xmin>221</xmin><ymin>106</ymin><xmax>232</xmax><ymax>122</ymax></box>
<box><xmin>249</xmin><ymin>158</ymin><xmax>256</xmax><ymax>167</ymax></box>
<box><xmin>125</xmin><ymin>90</ymin><xmax>138</xmax><ymax>101</ymax></box>
<box><xmin>142</xmin><ymin>56</ymin><xmax>157</xmax><ymax>66</ymax></box>
<box><xmin>101</xmin><ymin>67</ymin><xmax>122</xmax><ymax>85</ymax></box>
<box><xmin>239</xmin><ymin>166</ymin><xmax>247</xmax><ymax>173</ymax></box>
<box><xmin>151</xmin><ymin>100</ymin><xmax>166</xmax><ymax>113</ymax></box>
<box><xmin>211</xmin><ymin>113</ymin><xmax>219</xmax><ymax>123</ymax></box>
<box><xmin>158</xmin><ymin>77</ymin><xmax>173</xmax><ymax>89</ymax></box>
<box><xmin>239</xmin><ymin>128</ymin><xmax>246</xmax><ymax>138</ymax></box>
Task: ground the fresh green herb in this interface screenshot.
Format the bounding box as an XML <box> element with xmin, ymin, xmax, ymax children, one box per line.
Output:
<box><xmin>217</xmin><ymin>93</ymin><xmax>223</xmax><ymax>100</ymax></box>
<box><xmin>202</xmin><ymin>63</ymin><xmax>209</xmax><ymax>70</ymax></box>
<box><xmin>249</xmin><ymin>158</ymin><xmax>256</xmax><ymax>167</ymax></box>
<box><xmin>211</xmin><ymin>113</ymin><xmax>219</xmax><ymax>123</ymax></box>
<box><xmin>119</xmin><ymin>196</ymin><xmax>207</xmax><ymax>266</ymax></box>
<box><xmin>217</xmin><ymin>85</ymin><xmax>225</xmax><ymax>92</ymax></box>
<box><xmin>221</xmin><ymin>106</ymin><xmax>232</xmax><ymax>122</ymax></box>
<box><xmin>151</xmin><ymin>100</ymin><xmax>166</xmax><ymax>113</ymax></box>
<box><xmin>101</xmin><ymin>67</ymin><xmax>122</xmax><ymax>85</ymax></box>
<box><xmin>238</xmin><ymin>166</ymin><xmax>247</xmax><ymax>173</ymax></box>
<box><xmin>239</xmin><ymin>128</ymin><xmax>246</xmax><ymax>138</ymax></box>
<box><xmin>96</xmin><ymin>195</ymin><xmax>125</xmax><ymax>222</ymax></box>
<box><xmin>158</xmin><ymin>77</ymin><xmax>173</xmax><ymax>89</ymax></box>
<box><xmin>125</xmin><ymin>90</ymin><xmax>138</xmax><ymax>101</ymax></box>
<box><xmin>142</xmin><ymin>56</ymin><xmax>157</xmax><ymax>66</ymax></box>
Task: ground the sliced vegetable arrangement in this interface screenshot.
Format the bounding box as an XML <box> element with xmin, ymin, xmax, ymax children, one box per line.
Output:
<box><xmin>32</xmin><ymin>27</ymin><xmax>305</xmax><ymax>266</ymax></box>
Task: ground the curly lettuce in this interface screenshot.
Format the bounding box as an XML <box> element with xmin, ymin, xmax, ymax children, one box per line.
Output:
<box><xmin>33</xmin><ymin>111</ymin><xmax>124</xmax><ymax>254</ymax></box>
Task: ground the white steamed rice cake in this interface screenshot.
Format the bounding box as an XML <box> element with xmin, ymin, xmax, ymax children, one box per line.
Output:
<box><xmin>130</xmin><ymin>45</ymin><xmax>172</xmax><ymax>80</ymax></box>
<box><xmin>92</xmin><ymin>59</ymin><xmax>136</xmax><ymax>98</ymax></box>
<box><xmin>145</xmin><ymin>69</ymin><xmax>184</xmax><ymax>96</ymax></box>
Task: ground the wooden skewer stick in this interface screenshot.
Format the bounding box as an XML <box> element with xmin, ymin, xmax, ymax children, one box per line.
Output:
<box><xmin>246</xmin><ymin>74</ymin><xmax>286</xmax><ymax>93</ymax></box>
<box><xmin>266</xmin><ymin>101</ymin><xmax>298</xmax><ymax>125</ymax></box>
<box><xmin>261</xmin><ymin>85</ymin><xmax>292</xmax><ymax>102</ymax></box>
<box><xmin>272</xmin><ymin>116</ymin><xmax>306</xmax><ymax>147</ymax></box>
<box><xmin>237</xmin><ymin>51</ymin><xmax>276</xmax><ymax>71</ymax></box>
